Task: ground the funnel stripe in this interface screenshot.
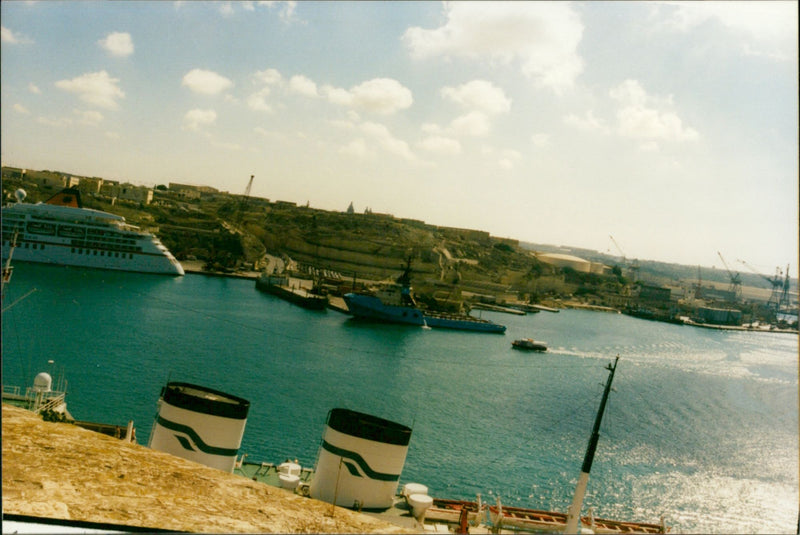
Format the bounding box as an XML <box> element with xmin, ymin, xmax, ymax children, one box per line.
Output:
<box><xmin>156</xmin><ymin>415</ymin><xmax>239</xmax><ymax>456</ymax></box>
<box><xmin>321</xmin><ymin>439</ymin><xmax>400</xmax><ymax>482</ymax></box>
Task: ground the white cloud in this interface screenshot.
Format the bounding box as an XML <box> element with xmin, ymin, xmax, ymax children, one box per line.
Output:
<box><xmin>404</xmin><ymin>2</ymin><xmax>584</xmax><ymax>93</ymax></box>
<box><xmin>419</xmin><ymin>136</ymin><xmax>462</xmax><ymax>156</ymax></box>
<box><xmin>450</xmin><ymin>111</ymin><xmax>491</xmax><ymax>137</ymax></box>
<box><xmin>212</xmin><ymin>140</ymin><xmax>243</xmax><ymax>151</ymax></box>
<box><xmin>441</xmin><ymin>80</ymin><xmax>511</xmax><ymax>115</ymax></box>
<box><xmin>55</xmin><ymin>71</ymin><xmax>125</xmax><ymax>110</ymax></box>
<box><xmin>31</xmin><ymin>109</ymin><xmax>104</xmax><ymax>128</ymax></box>
<box><xmin>37</xmin><ymin>116</ymin><xmax>72</xmax><ymax>127</ymax></box>
<box><xmin>13</xmin><ymin>104</ymin><xmax>29</xmax><ymax>114</ymax></box>
<box><xmin>75</xmin><ymin>109</ymin><xmax>104</xmax><ymax>126</ymax></box>
<box><xmin>247</xmin><ymin>89</ymin><xmax>273</xmax><ymax>112</ymax></box>
<box><xmin>289</xmin><ymin>75</ymin><xmax>318</xmax><ymax>97</ymax></box>
<box><xmin>659</xmin><ymin>1</ymin><xmax>797</xmax><ymax>61</ymax></box>
<box><xmin>1</xmin><ymin>26</ymin><xmax>17</xmax><ymax>43</ymax></box>
<box><xmin>328</xmin><ymin>118</ymin><xmax>357</xmax><ymax>130</ymax></box>
<box><xmin>2</xmin><ymin>26</ymin><xmax>32</xmax><ymax>44</ymax></box>
<box><xmin>258</xmin><ymin>1</ymin><xmax>298</xmax><ymax>23</ymax></box>
<box><xmin>481</xmin><ymin>146</ymin><xmax>521</xmax><ymax>169</ymax></box>
<box><xmin>28</xmin><ymin>83</ymin><xmax>41</xmax><ymax>94</ymax></box>
<box><xmin>564</xmin><ymin>110</ymin><xmax>609</xmax><ymax>133</ymax></box>
<box><xmin>325</xmin><ymin>78</ymin><xmax>413</xmax><ymax>115</ymax></box>
<box><xmin>247</xmin><ymin>69</ymin><xmax>284</xmax><ymax>111</ymax></box>
<box><xmin>98</xmin><ymin>32</ymin><xmax>134</xmax><ymax>57</ymax></box>
<box><xmin>610</xmin><ymin>79</ymin><xmax>699</xmax><ymax>142</ymax></box>
<box><xmin>182</xmin><ymin>69</ymin><xmax>233</xmax><ymax>95</ymax></box>
<box><xmin>183</xmin><ymin>108</ymin><xmax>217</xmax><ymax>131</ymax></box>
<box><xmin>360</xmin><ymin>121</ymin><xmax>415</xmax><ymax>160</ymax></box>
<box><xmin>421</xmin><ymin>109</ymin><xmax>494</xmax><ymax>139</ymax></box>
<box><xmin>219</xmin><ymin>2</ymin><xmax>234</xmax><ymax>17</ymax></box>
<box><xmin>531</xmin><ymin>133</ymin><xmax>551</xmax><ymax>148</ymax></box>
<box><xmin>421</xmin><ymin>123</ymin><xmax>444</xmax><ymax>135</ymax></box>
<box><xmin>254</xmin><ymin>68</ymin><xmax>284</xmax><ymax>86</ymax></box>
<box><xmin>321</xmin><ymin>85</ymin><xmax>353</xmax><ymax>107</ymax></box>
<box><xmin>351</xmin><ymin>79</ymin><xmax>412</xmax><ymax>115</ymax></box>
<box><xmin>340</xmin><ymin>138</ymin><xmax>368</xmax><ymax>158</ymax></box>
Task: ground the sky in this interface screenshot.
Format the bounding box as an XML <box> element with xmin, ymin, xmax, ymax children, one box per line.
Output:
<box><xmin>1</xmin><ymin>1</ymin><xmax>797</xmax><ymax>274</ymax></box>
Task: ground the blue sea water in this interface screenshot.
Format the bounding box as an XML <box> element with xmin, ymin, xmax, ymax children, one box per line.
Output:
<box><xmin>2</xmin><ymin>263</ymin><xmax>798</xmax><ymax>534</ymax></box>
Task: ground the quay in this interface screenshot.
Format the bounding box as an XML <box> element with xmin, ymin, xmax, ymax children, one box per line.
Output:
<box><xmin>471</xmin><ymin>302</ymin><xmax>526</xmax><ymax>315</ymax></box>
<box><xmin>181</xmin><ymin>260</ymin><xmax>260</xmax><ymax>280</ymax></box>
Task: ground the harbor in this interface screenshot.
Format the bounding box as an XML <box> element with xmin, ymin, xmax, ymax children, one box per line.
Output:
<box><xmin>2</xmin><ymin>263</ymin><xmax>797</xmax><ymax>533</ymax></box>
<box><xmin>2</xmin><ymin>0</ymin><xmax>797</xmax><ymax>531</ymax></box>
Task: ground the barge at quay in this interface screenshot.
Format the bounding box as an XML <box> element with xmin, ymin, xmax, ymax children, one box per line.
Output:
<box><xmin>255</xmin><ymin>273</ymin><xmax>328</xmax><ymax>310</ymax></box>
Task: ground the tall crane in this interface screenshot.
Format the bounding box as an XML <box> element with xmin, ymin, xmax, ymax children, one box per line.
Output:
<box><xmin>695</xmin><ymin>265</ymin><xmax>703</xmax><ymax>299</ymax></box>
<box><xmin>717</xmin><ymin>251</ymin><xmax>741</xmax><ymax>302</ymax></box>
<box><xmin>237</xmin><ymin>175</ymin><xmax>254</xmax><ymax>223</ymax></box>
<box><xmin>609</xmin><ymin>235</ymin><xmax>639</xmax><ymax>281</ymax></box>
<box><xmin>737</xmin><ymin>259</ymin><xmax>785</xmax><ymax>309</ymax></box>
<box><xmin>779</xmin><ymin>264</ymin><xmax>791</xmax><ymax>310</ymax></box>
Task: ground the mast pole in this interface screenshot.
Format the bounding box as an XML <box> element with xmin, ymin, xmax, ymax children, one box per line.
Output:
<box><xmin>565</xmin><ymin>355</ymin><xmax>619</xmax><ymax>534</ymax></box>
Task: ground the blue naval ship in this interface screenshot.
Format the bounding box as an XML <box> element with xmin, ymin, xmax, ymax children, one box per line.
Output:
<box><xmin>343</xmin><ymin>260</ymin><xmax>506</xmax><ymax>334</ymax></box>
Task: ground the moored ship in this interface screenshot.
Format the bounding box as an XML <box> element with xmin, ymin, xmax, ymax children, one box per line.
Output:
<box><xmin>343</xmin><ymin>259</ymin><xmax>506</xmax><ymax>333</ymax></box>
<box><xmin>1</xmin><ymin>188</ymin><xmax>184</xmax><ymax>276</ymax></box>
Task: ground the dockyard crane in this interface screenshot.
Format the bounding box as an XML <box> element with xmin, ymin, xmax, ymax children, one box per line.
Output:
<box><xmin>717</xmin><ymin>251</ymin><xmax>742</xmax><ymax>302</ymax></box>
<box><xmin>737</xmin><ymin>259</ymin><xmax>785</xmax><ymax>309</ymax></box>
<box><xmin>237</xmin><ymin>175</ymin><xmax>254</xmax><ymax>223</ymax></box>
<box><xmin>779</xmin><ymin>264</ymin><xmax>791</xmax><ymax>310</ymax></box>
<box><xmin>695</xmin><ymin>265</ymin><xmax>703</xmax><ymax>299</ymax></box>
<box><xmin>609</xmin><ymin>235</ymin><xmax>625</xmax><ymax>262</ymax></box>
<box><xmin>609</xmin><ymin>235</ymin><xmax>639</xmax><ymax>282</ymax></box>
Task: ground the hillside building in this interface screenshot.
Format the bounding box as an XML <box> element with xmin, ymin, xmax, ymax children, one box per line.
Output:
<box><xmin>536</xmin><ymin>252</ymin><xmax>608</xmax><ymax>275</ymax></box>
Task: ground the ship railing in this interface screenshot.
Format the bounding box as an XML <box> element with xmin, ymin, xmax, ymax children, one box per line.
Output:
<box><xmin>16</xmin><ymin>387</ymin><xmax>68</xmax><ymax>412</ymax></box>
<box><xmin>34</xmin><ymin>392</ymin><xmax>67</xmax><ymax>414</ymax></box>
<box><xmin>2</xmin><ymin>385</ymin><xmax>22</xmax><ymax>396</ymax></box>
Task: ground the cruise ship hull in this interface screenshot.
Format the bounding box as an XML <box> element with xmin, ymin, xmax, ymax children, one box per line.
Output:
<box><xmin>2</xmin><ymin>243</ymin><xmax>184</xmax><ymax>275</ymax></box>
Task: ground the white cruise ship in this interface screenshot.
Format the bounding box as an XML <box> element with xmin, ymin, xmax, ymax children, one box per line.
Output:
<box><xmin>1</xmin><ymin>188</ymin><xmax>184</xmax><ymax>276</ymax></box>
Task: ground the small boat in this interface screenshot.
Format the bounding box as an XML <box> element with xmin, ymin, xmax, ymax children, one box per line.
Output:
<box><xmin>487</xmin><ymin>502</ymin><xmax>668</xmax><ymax>533</ymax></box>
<box><xmin>583</xmin><ymin>511</ymin><xmax>668</xmax><ymax>534</ymax></box>
<box><xmin>423</xmin><ymin>497</ymin><xmax>486</xmax><ymax>526</ymax></box>
<box><xmin>489</xmin><ymin>502</ymin><xmax>569</xmax><ymax>532</ymax></box>
<box><xmin>512</xmin><ymin>338</ymin><xmax>547</xmax><ymax>351</ymax></box>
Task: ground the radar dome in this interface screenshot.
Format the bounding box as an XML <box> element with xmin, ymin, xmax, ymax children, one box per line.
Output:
<box><xmin>15</xmin><ymin>189</ymin><xmax>27</xmax><ymax>202</ymax></box>
<box><xmin>33</xmin><ymin>372</ymin><xmax>52</xmax><ymax>393</ymax></box>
